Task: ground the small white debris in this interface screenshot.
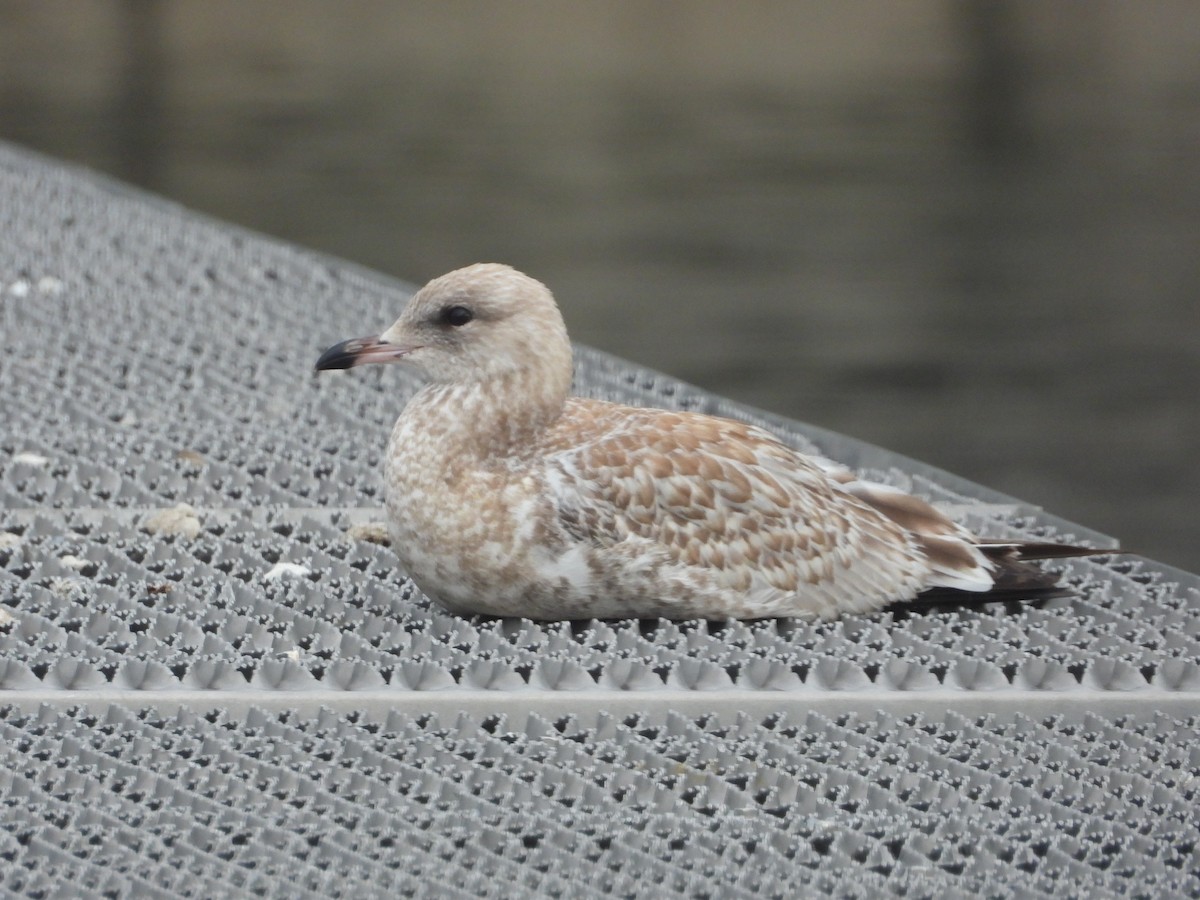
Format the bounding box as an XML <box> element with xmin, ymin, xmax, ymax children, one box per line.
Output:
<box><xmin>12</xmin><ymin>451</ymin><xmax>49</xmax><ymax>467</ymax></box>
<box><xmin>0</xmin><ymin>607</ymin><xmax>14</xmax><ymax>626</ymax></box>
<box><xmin>50</xmin><ymin>577</ymin><xmax>84</xmax><ymax>598</ymax></box>
<box><xmin>142</xmin><ymin>503</ymin><xmax>203</xmax><ymax>540</ymax></box>
<box><xmin>346</xmin><ymin>521</ymin><xmax>391</xmax><ymax>546</ymax></box>
<box><xmin>284</xmin><ymin>648</ymin><xmax>303</xmax><ymax>662</ymax></box>
<box><xmin>117</xmin><ymin>412</ymin><xmax>139</xmax><ymax>427</ymax></box>
<box><xmin>264</xmin><ymin>562</ymin><xmax>311</xmax><ymax>581</ymax></box>
<box><xmin>36</xmin><ymin>276</ymin><xmax>65</xmax><ymax>295</ymax></box>
<box><xmin>0</xmin><ymin>533</ymin><xmax>21</xmax><ymax>552</ymax></box>
<box><xmin>7</xmin><ymin>279</ymin><xmax>30</xmax><ymax>298</ymax></box>
<box><xmin>60</xmin><ymin>555</ymin><xmax>89</xmax><ymax>571</ymax></box>
<box><xmin>175</xmin><ymin>449</ymin><xmax>207</xmax><ymax>467</ymax></box>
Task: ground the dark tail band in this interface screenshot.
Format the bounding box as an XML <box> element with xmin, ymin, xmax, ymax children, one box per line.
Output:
<box><xmin>902</xmin><ymin>540</ymin><xmax>1120</xmax><ymax>612</ymax></box>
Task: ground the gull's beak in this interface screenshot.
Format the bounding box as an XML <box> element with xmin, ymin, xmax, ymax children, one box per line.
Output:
<box><xmin>314</xmin><ymin>336</ymin><xmax>416</xmax><ymax>371</ymax></box>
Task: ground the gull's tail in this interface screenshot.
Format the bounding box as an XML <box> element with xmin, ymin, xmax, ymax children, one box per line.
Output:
<box><xmin>976</xmin><ymin>540</ymin><xmax>1116</xmax><ymax>563</ymax></box>
<box><xmin>822</xmin><ymin>464</ymin><xmax>1121</xmax><ymax>610</ymax></box>
<box><xmin>907</xmin><ymin>540</ymin><xmax>1118</xmax><ymax>608</ymax></box>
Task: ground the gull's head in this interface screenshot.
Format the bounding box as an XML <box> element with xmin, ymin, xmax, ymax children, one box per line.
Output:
<box><xmin>315</xmin><ymin>263</ymin><xmax>572</xmax><ymax>385</ymax></box>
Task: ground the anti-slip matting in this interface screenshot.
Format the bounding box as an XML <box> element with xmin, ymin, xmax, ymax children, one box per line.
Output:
<box><xmin>1</xmin><ymin>143</ymin><xmax>1197</xmax><ymax>897</ymax></box>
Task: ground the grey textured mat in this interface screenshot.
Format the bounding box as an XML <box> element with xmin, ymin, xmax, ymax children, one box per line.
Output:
<box><xmin>1</xmin><ymin>142</ymin><xmax>1198</xmax><ymax>896</ymax></box>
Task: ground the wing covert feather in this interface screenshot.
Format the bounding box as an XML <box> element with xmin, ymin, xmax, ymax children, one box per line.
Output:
<box><xmin>541</xmin><ymin>402</ymin><xmax>926</xmax><ymax>597</ymax></box>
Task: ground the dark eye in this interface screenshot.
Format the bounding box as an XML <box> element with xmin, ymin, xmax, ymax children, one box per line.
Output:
<box><xmin>439</xmin><ymin>305</ymin><xmax>474</xmax><ymax>327</ymax></box>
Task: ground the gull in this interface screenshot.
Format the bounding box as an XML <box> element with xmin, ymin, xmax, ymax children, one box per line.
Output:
<box><xmin>316</xmin><ymin>263</ymin><xmax>1102</xmax><ymax>620</ymax></box>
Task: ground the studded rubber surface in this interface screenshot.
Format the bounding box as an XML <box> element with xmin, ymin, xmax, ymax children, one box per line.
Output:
<box><xmin>1</xmin><ymin>142</ymin><xmax>1198</xmax><ymax>897</ymax></box>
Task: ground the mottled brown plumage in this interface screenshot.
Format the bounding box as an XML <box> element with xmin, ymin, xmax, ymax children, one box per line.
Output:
<box><xmin>315</xmin><ymin>263</ymin><xmax>1099</xmax><ymax>620</ymax></box>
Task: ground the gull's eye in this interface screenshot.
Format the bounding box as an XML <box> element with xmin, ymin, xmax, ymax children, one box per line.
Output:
<box><xmin>439</xmin><ymin>305</ymin><xmax>474</xmax><ymax>327</ymax></box>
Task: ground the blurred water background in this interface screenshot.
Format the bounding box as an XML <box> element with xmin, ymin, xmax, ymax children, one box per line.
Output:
<box><xmin>2</xmin><ymin>1</ymin><xmax>1197</xmax><ymax>571</ymax></box>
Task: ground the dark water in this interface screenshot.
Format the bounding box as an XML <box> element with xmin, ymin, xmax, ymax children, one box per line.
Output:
<box><xmin>3</xmin><ymin>2</ymin><xmax>1198</xmax><ymax>571</ymax></box>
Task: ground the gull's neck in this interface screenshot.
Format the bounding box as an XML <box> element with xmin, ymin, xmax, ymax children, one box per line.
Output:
<box><xmin>403</xmin><ymin>364</ymin><xmax>572</xmax><ymax>461</ymax></box>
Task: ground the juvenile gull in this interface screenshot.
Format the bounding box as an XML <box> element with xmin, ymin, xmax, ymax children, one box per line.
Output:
<box><xmin>316</xmin><ymin>263</ymin><xmax>1100</xmax><ymax>620</ymax></box>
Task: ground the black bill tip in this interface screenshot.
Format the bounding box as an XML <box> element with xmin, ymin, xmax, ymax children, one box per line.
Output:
<box><xmin>315</xmin><ymin>338</ymin><xmax>370</xmax><ymax>371</ymax></box>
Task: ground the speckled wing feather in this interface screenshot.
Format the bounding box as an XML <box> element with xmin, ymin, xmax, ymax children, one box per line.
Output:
<box><xmin>540</xmin><ymin>399</ymin><xmax>981</xmax><ymax>618</ymax></box>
